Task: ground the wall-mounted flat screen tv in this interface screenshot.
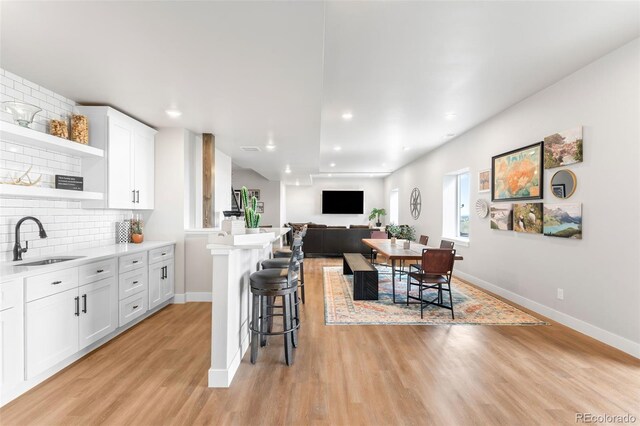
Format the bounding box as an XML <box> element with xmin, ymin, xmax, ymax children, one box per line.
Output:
<box><xmin>322</xmin><ymin>190</ymin><xmax>364</xmax><ymax>214</ymax></box>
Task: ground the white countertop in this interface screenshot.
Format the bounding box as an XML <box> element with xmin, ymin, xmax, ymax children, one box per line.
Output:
<box><xmin>0</xmin><ymin>241</ymin><xmax>175</xmax><ymax>280</ymax></box>
<box><xmin>206</xmin><ymin>227</ymin><xmax>289</xmax><ymax>253</ymax></box>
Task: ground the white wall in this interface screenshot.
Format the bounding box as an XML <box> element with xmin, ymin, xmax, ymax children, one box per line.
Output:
<box><xmin>214</xmin><ymin>148</ymin><xmax>232</xmax><ymax>227</ymax></box>
<box><xmin>144</xmin><ymin>128</ymin><xmax>189</xmax><ymax>295</ymax></box>
<box><xmin>286</xmin><ymin>177</ymin><xmax>385</xmax><ymax>226</ymax></box>
<box><xmin>384</xmin><ymin>39</ymin><xmax>640</xmax><ymax>356</ymax></box>
<box><xmin>0</xmin><ymin>68</ymin><xmax>132</xmax><ymax>261</ymax></box>
<box><xmin>232</xmin><ymin>166</ymin><xmax>281</xmax><ymax>227</ymax></box>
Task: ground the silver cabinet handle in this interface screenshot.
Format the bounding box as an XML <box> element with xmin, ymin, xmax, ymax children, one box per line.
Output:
<box><xmin>135</xmin><ymin>190</ymin><xmax>140</xmax><ymax>203</ymax></box>
<box><xmin>132</xmin><ymin>190</ymin><xmax>136</xmax><ymax>203</ymax></box>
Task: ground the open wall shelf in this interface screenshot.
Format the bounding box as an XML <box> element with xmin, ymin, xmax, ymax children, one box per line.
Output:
<box><xmin>0</xmin><ymin>122</ymin><xmax>104</xmax><ymax>158</ymax></box>
<box><xmin>0</xmin><ymin>185</ymin><xmax>103</xmax><ymax>201</ymax></box>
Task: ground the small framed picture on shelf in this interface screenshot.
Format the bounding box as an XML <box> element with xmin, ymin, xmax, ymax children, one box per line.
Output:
<box><xmin>551</xmin><ymin>184</ymin><xmax>566</xmax><ymax>198</ymax></box>
<box><xmin>256</xmin><ymin>202</ymin><xmax>264</xmax><ymax>213</ymax></box>
<box><xmin>233</xmin><ymin>190</ymin><xmax>243</xmax><ymax>209</ymax></box>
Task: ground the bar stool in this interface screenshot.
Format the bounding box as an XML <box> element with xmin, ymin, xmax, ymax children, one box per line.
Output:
<box><xmin>249</xmin><ymin>240</ymin><xmax>301</xmax><ymax>366</ymax></box>
<box><xmin>261</xmin><ymin>256</ymin><xmax>301</xmax><ymax>346</ymax></box>
<box><xmin>273</xmin><ymin>227</ymin><xmax>306</xmax><ymax>303</ymax></box>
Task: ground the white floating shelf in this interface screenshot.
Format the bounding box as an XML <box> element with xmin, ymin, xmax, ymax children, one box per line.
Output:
<box><xmin>0</xmin><ymin>185</ymin><xmax>104</xmax><ymax>201</ymax></box>
<box><xmin>0</xmin><ymin>121</ymin><xmax>104</xmax><ymax>158</ymax></box>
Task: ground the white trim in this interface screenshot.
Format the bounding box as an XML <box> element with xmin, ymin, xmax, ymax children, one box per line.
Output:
<box><xmin>455</xmin><ymin>271</ymin><xmax>640</xmax><ymax>359</ymax></box>
<box><xmin>207</xmin><ymin>330</ymin><xmax>249</xmax><ymax>387</ymax></box>
<box><xmin>173</xmin><ymin>294</ymin><xmax>186</xmax><ymax>304</ymax></box>
<box><xmin>186</xmin><ymin>292</ymin><xmax>212</xmax><ymax>302</ymax></box>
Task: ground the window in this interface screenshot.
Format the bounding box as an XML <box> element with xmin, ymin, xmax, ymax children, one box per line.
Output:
<box><xmin>389</xmin><ymin>188</ymin><xmax>399</xmax><ymax>225</ymax></box>
<box><xmin>442</xmin><ymin>169</ymin><xmax>470</xmax><ymax>244</ymax></box>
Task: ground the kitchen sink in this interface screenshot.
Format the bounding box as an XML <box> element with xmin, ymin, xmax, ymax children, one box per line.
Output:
<box><xmin>19</xmin><ymin>256</ymin><xmax>85</xmax><ymax>266</ymax></box>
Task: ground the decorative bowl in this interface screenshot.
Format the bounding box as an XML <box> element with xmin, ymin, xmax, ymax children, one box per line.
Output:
<box><xmin>3</xmin><ymin>101</ymin><xmax>42</xmax><ymax>128</ymax></box>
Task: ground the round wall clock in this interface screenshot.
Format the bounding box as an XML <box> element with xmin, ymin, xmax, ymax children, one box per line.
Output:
<box><xmin>475</xmin><ymin>199</ymin><xmax>489</xmax><ymax>218</ymax></box>
<box><xmin>410</xmin><ymin>188</ymin><xmax>421</xmax><ymax>220</ymax></box>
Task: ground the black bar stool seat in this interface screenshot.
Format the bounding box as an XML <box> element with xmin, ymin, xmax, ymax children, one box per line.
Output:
<box><xmin>250</xmin><ymin>268</ymin><xmax>298</xmax><ymax>287</ymax></box>
<box><xmin>271</xmin><ymin>250</ymin><xmax>305</xmax><ymax>303</ymax></box>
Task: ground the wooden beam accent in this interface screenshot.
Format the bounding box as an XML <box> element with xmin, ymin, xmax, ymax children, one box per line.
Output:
<box><xmin>202</xmin><ymin>133</ymin><xmax>215</xmax><ymax>228</ymax></box>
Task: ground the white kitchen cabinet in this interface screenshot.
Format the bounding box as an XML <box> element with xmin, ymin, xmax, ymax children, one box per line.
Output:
<box><xmin>79</xmin><ymin>106</ymin><xmax>156</xmax><ymax>210</ymax></box>
<box><xmin>26</xmin><ymin>288</ymin><xmax>79</xmax><ymax>379</ymax></box>
<box><xmin>148</xmin><ymin>244</ymin><xmax>175</xmax><ymax>310</ymax></box>
<box><xmin>1</xmin><ymin>279</ymin><xmax>24</xmax><ymax>396</ymax></box>
<box><xmin>78</xmin><ymin>277</ymin><xmax>118</xmax><ymax>350</ymax></box>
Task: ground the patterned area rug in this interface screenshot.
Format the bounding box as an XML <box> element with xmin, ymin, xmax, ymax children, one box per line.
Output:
<box><xmin>323</xmin><ymin>266</ymin><xmax>546</xmax><ymax>325</ymax></box>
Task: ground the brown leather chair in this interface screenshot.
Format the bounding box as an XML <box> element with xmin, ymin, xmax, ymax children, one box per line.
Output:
<box><xmin>369</xmin><ymin>230</ymin><xmax>388</xmax><ymax>265</ymax></box>
<box><xmin>440</xmin><ymin>240</ymin><xmax>455</xmax><ymax>249</ymax></box>
<box><xmin>410</xmin><ymin>235</ymin><xmax>430</xmax><ymax>272</ymax></box>
<box><xmin>406</xmin><ymin>248</ymin><xmax>457</xmax><ymax>319</ymax></box>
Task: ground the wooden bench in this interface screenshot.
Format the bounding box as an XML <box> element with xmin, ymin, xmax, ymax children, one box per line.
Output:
<box><xmin>343</xmin><ymin>253</ymin><xmax>379</xmax><ymax>300</ymax></box>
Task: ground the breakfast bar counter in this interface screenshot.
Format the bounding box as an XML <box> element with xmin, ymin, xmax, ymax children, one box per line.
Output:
<box><xmin>205</xmin><ymin>227</ymin><xmax>290</xmax><ymax>387</ymax></box>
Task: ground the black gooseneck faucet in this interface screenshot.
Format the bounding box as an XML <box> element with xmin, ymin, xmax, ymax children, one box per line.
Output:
<box><xmin>13</xmin><ymin>216</ymin><xmax>48</xmax><ymax>261</ymax></box>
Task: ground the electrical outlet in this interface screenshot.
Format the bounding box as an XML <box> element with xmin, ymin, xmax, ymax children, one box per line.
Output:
<box><xmin>557</xmin><ymin>288</ymin><xmax>564</xmax><ymax>300</ymax></box>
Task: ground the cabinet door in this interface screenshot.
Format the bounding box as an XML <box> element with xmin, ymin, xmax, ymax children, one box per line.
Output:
<box><xmin>133</xmin><ymin>130</ymin><xmax>155</xmax><ymax>210</ymax></box>
<box><xmin>161</xmin><ymin>260</ymin><xmax>174</xmax><ymax>302</ymax></box>
<box><xmin>108</xmin><ymin>118</ymin><xmax>134</xmax><ymax>209</ymax></box>
<box><xmin>1</xmin><ymin>306</ymin><xmax>24</xmax><ymax>393</ymax></box>
<box><xmin>26</xmin><ymin>288</ymin><xmax>79</xmax><ymax>379</ymax></box>
<box><xmin>148</xmin><ymin>262</ymin><xmax>163</xmax><ymax>310</ymax></box>
<box><xmin>79</xmin><ymin>277</ymin><xmax>117</xmax><ymax>350</ymax></box>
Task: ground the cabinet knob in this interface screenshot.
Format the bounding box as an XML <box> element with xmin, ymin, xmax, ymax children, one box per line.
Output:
<box><xmin>133</xmin><ymin>281</ymin><xmax>139</xmax><ymax>284</ymax></box>
<box><xmin>51</xmin><ymin>280</ymin><xmax>62</xmax><ymax>285</ymax></box>
<box><xmin>97</xmin><ymin>269</ymin><xmax>104</xmax><ymax>273</ymax></box>
<box><xmin>133</xmin><ymin>305</ymin><xmax>139</xmax><ymax>309</ymax></box>
<box><xmin>133</xmin><ymin>260</ymin><xmax>139</xmax><ymax>264</ymax></box>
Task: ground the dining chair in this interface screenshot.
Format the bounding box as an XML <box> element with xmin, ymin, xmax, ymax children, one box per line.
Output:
<box><xmin>369</xmin><ymin>230</ymin><xmax>388</xmax><ymax>264</ymax></box>
<box><xmin>406</xmin><ymin>248</ymin><xmax>457</xmax><ymax>319</ymax></box>
<box><xmin>410</xmin><ymin>235</ymin><xmax>430</xmax><ymax>271</ymax></box>
<box><xmin>439</xmin><ymin>240</ymin><xmax>455</xmax><ymax>249</ymax></box>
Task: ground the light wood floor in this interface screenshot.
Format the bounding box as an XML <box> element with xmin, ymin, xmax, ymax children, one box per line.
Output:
<box><xmin>1</xmin><ymin>258</ymin><xmax>638</xmax><ymax>425</ymax></box>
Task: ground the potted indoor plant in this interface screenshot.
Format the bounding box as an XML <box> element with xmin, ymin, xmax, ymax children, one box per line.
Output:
<box><xmin>131</xmin><ymin>215</ymin><xmax>144</xmax><ymax>244</ymax></box>
<box><xmin>368</xmin><ymin>208</ymin><xmax>386</xmax><ymax>227</ymax></box>
<box><xmin>241</xmin><ymin>186</ymin><xmax>261</xmax><ymax>233</ymax></box>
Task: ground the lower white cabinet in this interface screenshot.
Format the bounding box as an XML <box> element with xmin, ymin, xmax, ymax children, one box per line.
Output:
<box><xmin>26</xmin><ymin>288</ymin><xmax>79</xmax><ymax>379</ymax></box>
<box><xmin>79</xmin><ymin>278</ymin><xmax>118</xmax><ymax>350</ymax></box>
<box><xmin>149</xmin><ymin>259</ymin><xmax>174</xmax><ymax>310</ymax></box>
<box><xmin>119</xmin><ymin>290</ymin><xmax>148</xmax><ymax>326</ymax></box>
<box><xmin>1</xmin><ymin>279</ymin><xmax>24</xmax><ymax>396</ymax></box>
<box><xmin>26</xmin><ymin>273</ymin><xmax>118</xmax><ymax>379</ymax></box>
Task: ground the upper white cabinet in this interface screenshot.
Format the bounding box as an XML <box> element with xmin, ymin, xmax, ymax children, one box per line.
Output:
<box><xmin>79</xmin><ymin>106</ymin><xmax>156</xmax><ymax>210</ymax></box>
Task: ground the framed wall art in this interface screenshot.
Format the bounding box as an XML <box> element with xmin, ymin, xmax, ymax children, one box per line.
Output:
<box><xmin>513</xmin><ymin>202</ymin><xmax>543</xmax><ymax>234</ymax></box>
<box><xmin>544</xmin><ymin>126</ymin><xmax>583</xmax><ymax>169</ymax></box>
<box><xmin>478</xmin><ymin>169</ymin><xmax>490</xmax><ymax>193</ymax></box>
<box><xmin>256</xmin><ymin>202</ymin><xmax>265</xmax><ymax>214</ymax></box>
<box><xmin>492</xmin><ymin>142</ymin><xmax>543</xmax><ymax>202</ymax></box>
<box><xmin>543</xmin><ymin>203</ymin><xmax>582</xmax><ymax>239</ymax></box>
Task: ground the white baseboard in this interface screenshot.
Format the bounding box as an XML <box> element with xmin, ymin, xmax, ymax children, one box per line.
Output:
<box><xmin>455</xmin><ymin>271</ymin><xmax>640</xmax><ymax>359</ymax></box>
<box><xmin>173</xmin><ymin>294</ymin><xmax>186</xmax><ymax>304</ymax></box>
<box><xmin>186</xmin><ymin>292</ymin><xmax>212</xmax><ymax>302</ymax></box>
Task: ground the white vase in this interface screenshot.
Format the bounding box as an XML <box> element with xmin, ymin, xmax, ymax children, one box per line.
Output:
<box><xmin>246</xmin><ymin>228</ymin><xmax>260</xmax><ymax>234</ymax></box>
<box><xmin>390</xmin><ymin>237</ymin><xmax>397</xmax><ymax>245</ymax></box>
<box><xmin>403</xmin><ymin>241</ymin><xmax>410</xmax><ymax>249</ymax></box>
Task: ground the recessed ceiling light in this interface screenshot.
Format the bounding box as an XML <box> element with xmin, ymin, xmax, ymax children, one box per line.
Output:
<box><xmin>265</xmin><ymin>144</ymin><xmax>276</xmax><ymax>151</ymax></box>
<box><xmin>402</xmin><ymin>146</ymin><xmax>410</xmax><ymax>151</ymax></box>
<box><xmin>341</xmin><ymin>112</ymin><xmax>353</xmax><ymax>121</ymax></box>
<box><xmin>328</xmin><ymin>174</ymin><xmax>332</xmax><ymax>177</ymax></box>
<box><xmin>445</xmin><ymin>113</ymin><xmax>457</xmax><ymax>120</ymax></box>
<box><xmin>295</xmin><ymin>180</ymin><xmax>300</xmax><ymax>186</ymax></box>
<box><xmin>165</xmin><ymin>109</ymin><xmax>182</xmax><ymax>118</ymax></box>
<box><xmin>446</xmin><ymin>133</ymin><xmax>456</xmax><ymax>138</ymax></box>
<box><xmin>285</xmin><ymin>165</ymin><xmax>291</xmax><ymax>174</ymax></box>
<box><xmin>329</xmin><ymin>162</ymin><xmax>336</xmax><ymax>167</ymax></box>
<box><xmin>381</xmin><ymin>162</ymin><xmax>387</xmax><ymax>167</ymax></box>
<box><xmin>333</xmin><ymin>146</ymin><xmax>342</xmax><ymax>151</ymax></box>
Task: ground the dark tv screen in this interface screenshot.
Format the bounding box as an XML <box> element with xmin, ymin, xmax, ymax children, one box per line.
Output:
<box><xmin>322</xmin><ymin>190</ymin><xmax>364</xmax><ymax>214</ymax></box>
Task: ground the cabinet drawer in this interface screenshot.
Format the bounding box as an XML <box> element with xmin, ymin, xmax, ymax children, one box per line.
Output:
<box><xmin>79</xmin><ymin>258</ymin><xmax>116</xmax><ymax>285</ymax></box>
<box><xmin>26</xmin><ymin>268</ymin><xmax>78</xmax><ymax>302</ymax></box>
<box><xmin>119</xmin><ymin>252</ymin><xmax>147</xmax><ymax>274</ymax></box>
<box><xmin>119</xmin><ymin>291</ymin><xmax>148</xmax><ymax>327</ymax></box>
<box><xmin>1</xmin><ymin>279</ymin><xmax>22</xmax><ymax>311</ymax></box>
<box><xmin>149</xmin><ymin>245</ymin><xmax>174</xmax><ymax>264</ymax></box>
<box><xmin>119</xmin><ymin>268</ymin><xmax>147</xmax><ymax>300</ymax></box>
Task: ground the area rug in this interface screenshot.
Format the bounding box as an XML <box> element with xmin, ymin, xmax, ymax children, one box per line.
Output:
<box><xmin>323</xmin><ymin>266</ymin><xmax>546</xmax><ymax>325</ymax></box>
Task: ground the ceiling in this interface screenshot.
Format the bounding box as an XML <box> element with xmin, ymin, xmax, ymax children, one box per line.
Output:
<box><xmin>2</xmin><ymin>1</ymin><xmax>639</xmax><ymax>184</ymax></box>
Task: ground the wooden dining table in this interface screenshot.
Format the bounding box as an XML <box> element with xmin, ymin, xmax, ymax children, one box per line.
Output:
<box><xmin>361</xmin><ymin>238</ymin><xmax>464</xmax><ymax>303</ymax></box>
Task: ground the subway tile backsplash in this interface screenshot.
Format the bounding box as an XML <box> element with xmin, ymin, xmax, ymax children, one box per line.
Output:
<box><xmin>0</xmin><ymin>68</ymin><xmax>132</xmax><ymax>262</ymax></box>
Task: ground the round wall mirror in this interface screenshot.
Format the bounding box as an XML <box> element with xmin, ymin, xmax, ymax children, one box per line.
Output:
<box><xmin>550</xmin><ymin>169</ymin><xmax>577</xmax><ymax>199</ymax></box>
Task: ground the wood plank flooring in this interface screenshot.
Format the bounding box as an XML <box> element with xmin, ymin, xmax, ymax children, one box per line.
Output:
<box><xmin>1</xmin><ymin>258</ymin><xmax>638</xmax><ymax>425</ymax></box>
